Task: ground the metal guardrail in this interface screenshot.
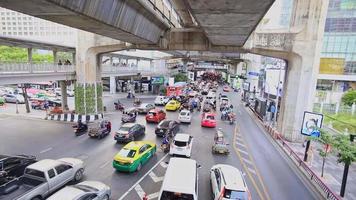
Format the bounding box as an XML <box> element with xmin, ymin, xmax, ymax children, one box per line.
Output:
<box><xmin>0</xmin><ymin>63</ymin><xmax>75</xmax><ymax>74</ymax></box>
<box><xmin>262</xmin><ymin>123</ymin><xmax>342</xmax><ymax>200</ymax></box>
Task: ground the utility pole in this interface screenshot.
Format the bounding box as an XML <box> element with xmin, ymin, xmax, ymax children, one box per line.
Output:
<box><xmin>340</xmin><ymin>134</ymin><xmax>355</xmax><ymax>197</ymax></box>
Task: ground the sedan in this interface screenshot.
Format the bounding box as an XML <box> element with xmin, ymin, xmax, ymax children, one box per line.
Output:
<box><xmin>114</xmin><ymin>123</ymin><xmax>145</xmax><ymax>143</ymax></box>
<box><xmin>113</xmin><ymin>141</ymin><xmax>156</xmax><ymax>172</ymax></box>
<box><xmin>136</xmin><ymin>103</ymin><xmax>155</xmax><ymax>114</ymax></box>
<box><xmin>47</xmin><ymin>181</ymin><xmax>111</xmax><ymax>200</ymax></box>
<box><xmin>223</xmin><ymin>85</ymin><xmax>231</xmax><ymax>92</ymax></box>
<box><xmin>145</xmin><ymin>109</ymin><xmax>166</xmax><ymax>123</ymax></box>
<box><xmin>4</xmin><ymin>94</ymin><xmax>25</xmax><ymax>104</ymax></box>
<box><xmin>178</xmin><ymin>109</ymin><xmax>191</xmax><ymax>123</ymax></box>
<box><xmin>155</xmin><ymin>120</ymin><xmax>180</xmax><ymax>137</ymax></box>
<box><xmin>165</xmin><ymin>100</ymin><xmax>181</xmax><ymax>111</ymax></box>
<box><xmin>201</xmin><ymin>113</ymin><xmax>217</xmax><ymax>128</ymax></box>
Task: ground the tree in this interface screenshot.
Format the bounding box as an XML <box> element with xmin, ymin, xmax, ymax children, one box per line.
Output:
<box><xmin>341</xmin><ymin>90</ymin><xmax>356</xmax><ymax>106</ymax></box>
<box><xmin>0</xmin><ymin>46</ymin><xmax>54</xmax><ymax>63</ymax></box>
<box><xmin>173</xmin><ymin>73</ymin><xmax>188</xmax><ymax>83</ymax></box>
<box><xmin>311</xmin><ymin>130</ymin><xmax>334</xmax><ymax>177</ymax></box>
<box><xmin>333</xmin><ymin>134</ymin><xmax>356</xmax><ymax>197</ymax></box>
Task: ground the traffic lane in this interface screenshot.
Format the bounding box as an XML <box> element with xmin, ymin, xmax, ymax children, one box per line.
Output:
<box><xmin>0</xmin><ymin>117</ymin><xmax>76</xmax><ymax>155</ymax></box>
<box><xmin>229</xmin><ymin>94</ymin><xmax>316</xmax><ymax>200</ymax></box>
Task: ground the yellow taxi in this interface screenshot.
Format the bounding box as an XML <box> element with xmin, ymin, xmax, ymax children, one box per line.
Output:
<box><xmin>113</xmin><ymin>141</ymin><xmax>156</xmax><ymax>172</ymax></box>
<box><xmin>165</xmin><ymin>100</ymin><xmax>181</xmax><ymax>111</ymax></box>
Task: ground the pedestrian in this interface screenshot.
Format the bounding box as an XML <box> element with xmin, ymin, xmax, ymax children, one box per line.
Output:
<box><xmin>307</xmin><ymin>145</ymin><xmax>314</xmax><ymax>167</ymax></box>
<box><xmin>270</xmin><ymin>103</ymin><xmax>276</xmax><ymax>121</ymax></box>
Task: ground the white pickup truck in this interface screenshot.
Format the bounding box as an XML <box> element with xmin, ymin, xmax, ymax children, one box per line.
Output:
<box><xmin>0</xmin><ymin>158</ymin><xmax>84</xmax><ymax>200</ymax></box>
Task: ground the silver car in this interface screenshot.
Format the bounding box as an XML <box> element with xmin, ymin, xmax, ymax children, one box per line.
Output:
<box><xmin>47</xmin><ymin>181</ymin><xmax>111</xmax><ymax>200</ymax></box>
<box><xmin>4</xmin><ymin>94</ymin><xmax>25</xmax><ymax>103</ymax></box>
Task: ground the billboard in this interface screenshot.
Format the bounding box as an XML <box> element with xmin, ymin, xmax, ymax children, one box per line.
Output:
<box><xmin>301</xmin><ymin>111</ymin><xmax>323</xmax><ymax>137</ymax></box>
<box><xmin>151</xmin><ymin>76</ymin><xmax>164</xmax><ymax>84</ymax></box>
<box><xmin>319</xmin><ymin>58</ymin><xmax>345</xmax><ymax>75</ymax></box>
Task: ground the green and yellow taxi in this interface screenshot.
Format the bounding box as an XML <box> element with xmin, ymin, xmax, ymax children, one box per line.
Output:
<box><xmin>165</xmin><ymin>100</ymin><xmax>181</xmax><ymax>111</ymax></box>
<box><xmin>113</xmin><ymin>141</ymin><xmax>156</xmax><ymax>172</ymax></box>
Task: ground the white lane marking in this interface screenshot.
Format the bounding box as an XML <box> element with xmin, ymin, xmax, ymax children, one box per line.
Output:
<box><xmin>160</xmin><ymin>161</ymin><xmax>168</xmax><ymax>168</ymax></box>
<box><xmin>147</xmin><ymin>192</ymin><xmax>160</xmax><ymax>199</ymax></box>
<box><xmin>99</xmin><ymin>160</ymin><xmax>111</xmax><ymax>169</ymax></box>
<box><xmin>76</xmin><ymin>154</ymin><xmax>89</xmax><ymax>160</ymax></box>
<box><xmin>238</xmin><ymin>148</ymin><xmax>249</xmax><ymax>156</ymax></box>
<box><xmin>247</xmin><ymin>167</ymin><xmax>257</xmax><ymax>175</ymax></box>
<box><xmin>134</xmin><ymin>184</ymin><xmax>145</xmax><ymax>199</ymax></box>
<box><xmin>39</xmin><ymin>147</ymin><xmax>53</xmax><ymax>154</ymax></box>
<box><xmin>149</xmin><ymin>172</ymin><xmax>164</xmax><ymax>183</ymax></box>
<box><xmin>235</xmin><ymin>141</ymin><xmax>246</xmax><ymax>148</ymax></box>
<box><xmin>242</xmin><ymin>157</ymin><xmax>253</xmax><ymax>166</ymax></box>
<box><xmin>118</xmin><ymin>154</ymin><xmax>169</xmax><ymax>200</ymax></box>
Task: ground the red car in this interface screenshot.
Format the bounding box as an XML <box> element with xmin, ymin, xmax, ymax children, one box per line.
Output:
<box><xmin>201</xmin><ymin>112</ymin><xmax>217</xmax><ymax>128</ymax></box>
<box><xmin>223</xmin><ymin>85</ymin><xmax>230</xmax><ymax>92</ymax></box>
<box><xmin>146</xmin><ymin>109</ymin><xmax>166</xmax><ymax>123</ymax></box>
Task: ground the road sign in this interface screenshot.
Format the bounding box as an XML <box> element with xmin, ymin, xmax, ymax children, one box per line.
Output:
<box><xmin>301</xmin><ymin>111</ymin><xmax>323</xmax><ymax>137</ymax></box>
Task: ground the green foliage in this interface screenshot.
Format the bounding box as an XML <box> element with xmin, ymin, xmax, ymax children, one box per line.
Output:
<box><xmin>173</xmin><ymin>73</ymin><xmax>188</xmax><ymax>83</ymax></box>
<box><xmin>314</xmin><ymin>130</ymin><xmax>334</xmax><ymax>158</ymax></box>
<box><xmin>85</xmin><ymin>84</ymin><xmax>95</xmax><ymax>114</ymax></box>
<box><xmin>341</xmin><ymin>90</ymin><xmax>356</xmax><ymax>106</ymax></box>
<box><xmin>333</xmin><ymin>134</ymin><xmax>356</xmax><ymax>165</ymax></box>
<box><xmin>0</xmin><ymin>46</ymin><xmax>54</xmax><ymax>63</ymax></box>
<box><xmin>75</xmin><ymin>83</ymin><xmax>85</xmax><ymax>114</ymax></box>
<box><xmin>96</xmin><ymin>83</ymin><xmax>103</xmax><ymax>113</ymax></box>
<box><xmin>324</xmin><ymin>114</ymin><xmax>356</xmax><ymax>134</ymax></box>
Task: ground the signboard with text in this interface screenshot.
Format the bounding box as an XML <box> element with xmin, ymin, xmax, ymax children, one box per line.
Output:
<box><xmin>301</xmin><ymin>111</ymin><xmax>323</xmax><ymax>137</ymax></box>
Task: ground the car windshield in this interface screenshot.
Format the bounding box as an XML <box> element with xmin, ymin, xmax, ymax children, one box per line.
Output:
<box><xmin>206</xmin><ymin>115</ymin><xmax>215</xmax><ymax>120</ymax></box>
<box><xmin>72</xmin><ymin>184</ymin><xmax>99</xmax><ymax>192</ymax></box>
<box><xmin>148</xmin><ymin>112</ymin><xmax>157</xmax><ymax>116</ymax></box>
<box><xmin>174</xmin><ymin>140</ymin><xmax>187</xmax><ymax>147</ymax></box>
<box><xmin>224</xmin><ymin>189</ymin><xmax>248</xmax><ymax>200</ymax></box>
<box><xmin>159</xmin><ymin>121</ymin><xmax>170</xmax><ymax>128</ymax></box>
<box><xmin>180</xmin><ymin>111</ymin><xmax>188</xmax><ymax>116</ymax></box>
<box><xmin>118</xmin><ymin>148</ymin><xmax>137</xmax><ymax>158</ymax></box>
<box><xmin>119</xmin><ymin>126</ymin><xmax>131</xmax><ymax>132</ymax></box>
<box><xmin>160</xmin><ymin>191</ymin><xmax>194</xmax><ymax>200</ymax></box>
<box><xmin>169</xmin><ymin>102</ymin><xmax>175</xmax><ymax>105</ymax></box>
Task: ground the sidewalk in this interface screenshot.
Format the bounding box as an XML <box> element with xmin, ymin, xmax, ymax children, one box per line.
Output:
<box><xmin>247</xmin><ymin>106</ymin><xmax>355</xmax><ymax>200</ymax></box>
<box><xmin>287</xmin><ymin>141</ymin><xmax>356</xmax><ymax>200</ymax></box>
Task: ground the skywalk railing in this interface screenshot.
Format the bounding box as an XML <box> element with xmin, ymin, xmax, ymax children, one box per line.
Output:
<box><xmin>0</xmin><ymin>62</ymin><xmax>75</xmax><ymax>74</ymax></box>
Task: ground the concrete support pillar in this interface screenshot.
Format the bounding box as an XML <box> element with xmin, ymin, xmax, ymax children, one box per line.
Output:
<box><xmin>277</xmin><ymin>0</ymin><xmax>329</xmax><ymax>142</ymax></box>
<box><xmin>150</xmin><ymin>60</ymin><xmax>154</xmax><ymax>72</ymax></box>
<box><xmin>75</xmin><ymin>31</ymin><xmax>103</xmax><ymax>115</ymax></box>
<box><xmin>27</xmin><ymin>48</ymin><xmax>32</xmax><ymax>63</ymax></box>
<box><xmin>136</xmin><ymin>59</ymin><xmax>139</xmax><ymax>68</ymax></box>
<box><xmin>126</xmin><ymin>59</ymin><xmax>129</xmax><ymax>67</ymax></box>
<box><xmin>110</xmin><ymin>56</ymin><xmax>113</xmax><ymax>65</ymax></box>
<box><xmin>110</xmin><ymin>76</ymin><xmax>116</xmax><ymax>94</ymax></box>
<box><xmin>72</xmin><ymin>52</ymin><xmax>76</xmax><ymax>65</ymax></box>
<box><xmin>60</xmin><ymin>81</ymin><xmax>68</xmax><ymax>110</ymax></box>
<box><xmin>53</xmin><ymin>50</ymin><xmax>57</xmax><ymax>64</ymax></box>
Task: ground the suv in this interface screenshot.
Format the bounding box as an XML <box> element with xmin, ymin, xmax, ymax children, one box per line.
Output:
<box><xmin>169</xmin><ymin>133</ymin><xmax>193</xmax><ymax>158</ymax></box>
<box><xmin>210</xmin><ymin>164</ymin><xmax>251</xmax><ymax>200</ymax></box>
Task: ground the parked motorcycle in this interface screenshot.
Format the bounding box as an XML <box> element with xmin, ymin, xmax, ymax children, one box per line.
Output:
<box><xmin>114</xmin><ymin>102</ymin><xmax>125</xmax><ymax>111</ymax></box>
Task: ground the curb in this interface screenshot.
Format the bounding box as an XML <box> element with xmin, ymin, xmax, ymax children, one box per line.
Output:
<box><xmin>46</xmin><ymin>113</ymin><xmax>104</xmax><ymax>122</ymax></box>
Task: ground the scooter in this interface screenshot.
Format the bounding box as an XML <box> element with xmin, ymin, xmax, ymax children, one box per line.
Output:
<box><xmin>114</xmin><ymin>102</ymin><xmax>125</xmax><ymax>111</ymax></box>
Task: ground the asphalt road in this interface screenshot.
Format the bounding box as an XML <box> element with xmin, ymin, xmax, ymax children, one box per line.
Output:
<box><xmin>0</xmin><ymin>91</ymin><xmax>317</xmax><ymax>200</ymax></box>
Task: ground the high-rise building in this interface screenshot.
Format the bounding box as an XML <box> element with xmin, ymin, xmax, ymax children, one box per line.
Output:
<box><xmin>0</xmin><ymin>7</ymin><xmax>77</xmax><ymax>46</ymax></box>
<box><xmin>316</xmin><ymin>0</ymin><xmax>356</xmax><ymax>103</ymax></box>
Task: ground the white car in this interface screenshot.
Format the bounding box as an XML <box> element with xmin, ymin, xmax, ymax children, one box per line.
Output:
<box><xmin>47</xmin><ymin>181</ymin><xmax>111</xmax><ymax>200</ymax></box>
<box><xmin>4</xmin><ymin>94</ymin><xmax>25</xmax><ymax>103</ymax></box>
<box><xmin>154</xmin><ymin>95</ymin><xmax>170</xmax><ymax>105</ymax></box>
<box><xmin>54</xmin><ymin>88</ymin><xmax>75</xmax><ymax>97</ymax></box>
<box><xmin>210</xmin><ymin>164</ymin><xmax>251</xmax><ymax>200</ymax></box>
<box><xmin>169</xmin><ymin>133</ymin><xmax>193</xmax><ymax>158</ymax></box>
<box><xmin>178</xmin><ymin>109</ymin><xmax>191</xmax><ymax>123</ymax></box>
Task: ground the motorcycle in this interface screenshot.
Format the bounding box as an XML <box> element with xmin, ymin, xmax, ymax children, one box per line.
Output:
<box><xmin>133</xmin><ymin>98</ymin><xmax>141</xmax><ymax>107</ymax></box>
<box><xmin>73</xmin><ymin>123</ymin><xmax>88</xmax><ymax>136</ymax></box>
<box><xmin>114</xmin><ymin>102</ymin><xmax>125</xmax><ymax>111</ymax></box>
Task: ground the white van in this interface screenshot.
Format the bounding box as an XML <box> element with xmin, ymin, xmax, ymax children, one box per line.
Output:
<box><xmin>158</xmin><ymin>158</ymin><xmax>198</xmax><ymax>200</ymax></box>
<box><xmin>155</xmin><ymin>95</ymin><xmax>170</xmax><ymax>106</ymax></box>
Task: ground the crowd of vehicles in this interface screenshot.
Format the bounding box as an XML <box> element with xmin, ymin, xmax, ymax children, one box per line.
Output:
<box><xmin>1</xmin><ymin>78</ymin><xmax>248</xmax><ymax>200</ymax></box>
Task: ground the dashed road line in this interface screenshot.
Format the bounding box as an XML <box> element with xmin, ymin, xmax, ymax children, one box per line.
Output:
<box><xmin>134</xmin><ymin>184</ymin><xmax>145</xmax><ymax>199</ymax></box>
<box><xmin>248</xmin><ymin>167</ymin><xmax>257</xmax><ymax>175</ymax></box>
<box><xmin>147</xmin><ymin>192</ymin><xmax>160</xmax><ymax>199</ymax></box>
<box><xmin>118</xmin><ymin>154</ymin><xmax>169</xmax><ymax>200</ymax></box>
<box><xmin>242</xmin><ymin>157</ymin><xmax>254</xmax><ymax>167</ymax></box>
<box><xmin>237</xmin><ymin>148</ymin><xmax>249</xmax><ymax>156</ymax></box>
<box><xmin>149</xmin><ymin>172</ymin><xmax>164</xmax><ymax>183</ymax></box>
<box><xmin>159</xmin><ymin>161</ymin><xmax>168</xmax><ymax>168</ymax></box>
<box><xmin>235</xmin><ymin>141</ymin><xmax>246</xmax><ymax>148</ymax></box>
<box><xmin>39</xmin><ymin>147</ymin><xmax>53</xmax><ymax>154</ymax></box>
